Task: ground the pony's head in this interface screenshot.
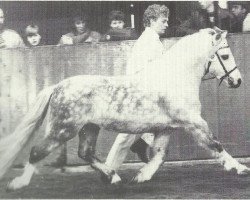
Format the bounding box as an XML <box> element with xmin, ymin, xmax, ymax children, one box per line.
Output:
<box><xmin>202</xmin><ymin>27</ymin><xmax>242</xmax><ymax>88</ymax></box>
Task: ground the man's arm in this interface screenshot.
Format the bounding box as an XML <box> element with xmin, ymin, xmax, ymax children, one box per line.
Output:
<box><xmin>71</xmin><ymin>31</ymin><xmax>91</xmax><ymax>44</ymax></box>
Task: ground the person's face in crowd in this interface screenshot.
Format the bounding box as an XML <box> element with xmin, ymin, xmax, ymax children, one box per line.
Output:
<box><xmin>199</xmin><ymin>1</ymin><xmax>213</xmax><ymax>10</ymax></box>
<box><xmin>0</xmin><ymin>9</ymin><xmax>5</xmax><ymax>30</ymax></box>
<box><xmin>74</xmin><ymin>20</ymin><xmax>87</xmax><ymax>34</ymax></box>
<box><xmin>231</xmin><ymin>5</ymin><xmax>246</xmax><ymax>17</ymax></box>
<box><xmin>150</xmin><ymin>15</ymin><xmax>168</xmax><ymax>35</ymax></box>
<box><xmin>27</xmin><ymin>34</ymin><xmax>41</xmax><ymax>46</ymax></box>
<box><xmin>110</xmin><ymin>20</ymin><xmax>125</xmax><ymax>29</ymax></box>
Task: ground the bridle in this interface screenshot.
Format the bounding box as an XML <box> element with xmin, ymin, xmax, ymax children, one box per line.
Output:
<box><xmin>202</xmin><ymin>45</ymin><xmax>238</xmax><ymax>86</ymax></box>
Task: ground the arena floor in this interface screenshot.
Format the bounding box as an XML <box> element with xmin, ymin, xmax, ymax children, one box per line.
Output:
<box><xmin>1</xmin><ymin>159</ymin><xmax>250</xmax><ymax>199</ymax></box>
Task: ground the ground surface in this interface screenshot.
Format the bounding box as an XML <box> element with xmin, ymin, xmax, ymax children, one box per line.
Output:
<box><xmin>0</xmin><ymin>161</ymin><xmax>250</xmax><ymax>199</ymax></box>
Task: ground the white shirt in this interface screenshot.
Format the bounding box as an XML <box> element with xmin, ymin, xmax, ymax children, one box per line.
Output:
<box><xmin>126</xmin><ymin>27</ymin><xmax>164</xmax><ymax>75</ymax></box>
<box><xmin>0</xmin><ymin>29</ymin><xmax>24</xmax><ymax>48</ymax></box>
<box><xmin>243</xmin><ymin>13</ymin><xmax>250</xmax><ymax>32</ymax></box>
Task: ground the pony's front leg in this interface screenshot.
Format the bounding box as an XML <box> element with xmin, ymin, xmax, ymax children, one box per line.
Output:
<box><xmin>188</xmin><ymin>120</ymin><xmax>250</xmax><ymax>175</ymax></box>
<box><xmin>132</xmin><ymin>131</ymin><xmax>171</xmax><ymax>183</ymax></box>
<box><xmin>218</xmin><ymin>149</ymin><xmax>250</xmax><ymax>175</ymax></box>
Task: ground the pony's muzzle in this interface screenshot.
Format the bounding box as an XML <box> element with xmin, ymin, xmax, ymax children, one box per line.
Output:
<box><xmin>228</xmin><ymin>77</ymin><xmax>241</xmax><ymax>88</ymax></box>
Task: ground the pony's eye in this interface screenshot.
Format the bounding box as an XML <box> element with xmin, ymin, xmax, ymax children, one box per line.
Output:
<box><xmin>221</xmin><ymin>55</ymin><xmax>229</xmax><ymax>60</ymax></box>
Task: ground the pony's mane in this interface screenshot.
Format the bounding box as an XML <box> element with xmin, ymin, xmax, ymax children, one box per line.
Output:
<box><xmin>165</xmin><ymin>29</ymin><xmax>213</xmax><ymax>59</ymax></box>
<box><xmin>135</xmin><ymin>29</ymin><xmax>215</xmax><ymax>81</ymax></box>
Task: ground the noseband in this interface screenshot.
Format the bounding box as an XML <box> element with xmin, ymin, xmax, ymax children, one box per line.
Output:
<box><xmin>202</xmin><ymin>46</ymin><xmax>238</xmax><ymax>85</ymax></box>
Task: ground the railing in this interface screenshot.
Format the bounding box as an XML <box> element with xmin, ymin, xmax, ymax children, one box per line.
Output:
<box><xmin>0</xmin><ymin>34</ymin><xmax>249</xmax><ymax>165</ymax></box>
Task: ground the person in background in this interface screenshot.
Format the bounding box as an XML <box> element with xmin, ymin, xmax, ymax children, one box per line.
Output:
<box><xmin>229</xmin><ymin>1</ymin><xmax>250</xmax><ymax>32</ymax></box>
<box><xmin>105</xmin><ymin>4</ymin><xmax>170</xmax><ymax>173</ymax></box>
<box><xmin>0</xmin><ymin>8</ymin><xmax>24</xmax><ymax>48</ymax></box>
<box><xmin>24</xmin><ymin>24</ymin><xmax>42</xmax><ymax>47</ymax></box>
<box><xmin>101</xmin><ymin>10</ymin><xmax>138</xmax><ymax>41</ymax></box>
<box><xmin>168</xmin><ymin>1</ymin><xmax>230</xmax><ymax>37</ymax></box>
<box><xmin>58</xmin><ymin>15</ymin><xmax>101</xmax><ymax>45</ymax></box>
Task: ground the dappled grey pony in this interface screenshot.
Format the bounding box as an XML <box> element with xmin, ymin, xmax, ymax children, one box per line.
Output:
<box><xmin>0</xmin><ymin>28</ymin><xmax>249</xmax><ymax>191</ymax></box>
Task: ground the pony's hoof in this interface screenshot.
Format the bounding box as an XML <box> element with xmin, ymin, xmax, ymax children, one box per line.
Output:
<box><xmin>6</xmin><ymin>177</ymin><xmax>28</xmax><ymax>191</ymax></box>
<box><xmin>111</xmin><ymin>173</ymin><xmax>122</xmax><ymax>185</ymax></box>
<box><xmin>100</xmin><ymin>173</ymin><xmax>110</xmax><ymax>184</ymax></box>
<box><xmin>100</xmin><ymin>173</ymin><xmax>121</xmax><ymax>185</ymax></box>
<box><xmin>131</xmin><ymin>172</ymin><xmax>150</xmax><ymax>183</ymax></box>
<box><xmin>238</xmin><ymin>167</ymin><xmax>250</xmax><ymax>176</ymax></box>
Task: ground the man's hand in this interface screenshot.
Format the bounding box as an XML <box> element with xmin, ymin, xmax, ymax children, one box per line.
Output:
<box><xmin>61</xmin><ymin>35</ymin><xmax>73</xmax><ymax>45</ymax></box>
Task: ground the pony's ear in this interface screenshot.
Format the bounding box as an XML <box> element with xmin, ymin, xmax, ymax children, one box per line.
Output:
<box><xmin>216</xmin><ymin>30</ymin><xmax>228</xmax><ymax>40</ymax></box>
<box><xmin>207</xmin><ymin>29</ymin><xmax>216</xmax><ymax>35</ymax></box>
<box><xmin>221</xmin><ymin>30</ymin><xmax>228</xmax><ymax>38</ymax></box>
<box><xmin>213</xmin><ymin>26</ymin><xmax>223</xmax><ymax>33</ymax></box>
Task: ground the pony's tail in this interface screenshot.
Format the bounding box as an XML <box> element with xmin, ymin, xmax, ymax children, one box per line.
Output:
<box><xmin>0</xmin><ymin>86</ymin><xmax>55</xmax><ymax>179</ymax></box>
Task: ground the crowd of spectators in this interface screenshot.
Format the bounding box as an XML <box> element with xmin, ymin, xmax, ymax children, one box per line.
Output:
<box><xmin>0</xmin><ymin>1</ymin><xmax>250</xmax><ymax>49</ymax></box>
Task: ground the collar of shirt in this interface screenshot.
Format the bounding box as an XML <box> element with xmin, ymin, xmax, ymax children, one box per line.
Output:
<box><xmin>144</xmin><ymin>27</ymin><xmax>160</xmax><ymax>40</ymax></box>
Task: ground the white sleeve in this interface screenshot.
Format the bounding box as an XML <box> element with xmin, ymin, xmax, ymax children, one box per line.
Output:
<box><xmin>243</xmin><ymin>14</ymin><xmax>250</xmax><ymax>32</ymax></box>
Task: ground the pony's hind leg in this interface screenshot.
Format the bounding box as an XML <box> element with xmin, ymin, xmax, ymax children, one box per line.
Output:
<box><xmin>133</xmin><ymin>131</ymin><xmax>171</xmax><ymax>183</ymax></box>
<box><xmin>7</xmin><ymin>136</ymin><xmax>61</xmax><ymax>191</ymax></box>
<box><xmin>78</xmin><ymin>123</ymin><xmax>121</xmax><ymax>184</ymax></box>
<box><xmin>188</xmin><ymin>119</ymin><xmax>250</xmax><ymax>175</ymax></box>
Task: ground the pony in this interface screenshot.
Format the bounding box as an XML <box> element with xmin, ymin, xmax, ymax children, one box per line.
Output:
<box><xmin>0</xmin><ymin>28</ymin><xmax>248</xmax><ymax>191</ymax></box>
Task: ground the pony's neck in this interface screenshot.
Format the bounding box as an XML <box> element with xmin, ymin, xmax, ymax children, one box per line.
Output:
<box><xmin>133</xmin><ymin>31</ymin><xmax>214</xmax><ymax>94</ymax></box>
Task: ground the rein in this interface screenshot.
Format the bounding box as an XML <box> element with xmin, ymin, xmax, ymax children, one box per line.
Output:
<box><xmin>202</xmin><ymin>45</ymin><xmax>238</xmax><ymax>85</ymax></box>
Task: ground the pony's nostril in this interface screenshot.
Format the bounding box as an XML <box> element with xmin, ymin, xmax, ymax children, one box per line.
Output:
<box><xmin>229</xmin><ymin>78</ymin><xmax>241</xmax><ymax>88</ymax></box>
<box><xmin>238</xmin><ymin>78</ymin><xmax>242</xmax><ymax>85</ymax></box>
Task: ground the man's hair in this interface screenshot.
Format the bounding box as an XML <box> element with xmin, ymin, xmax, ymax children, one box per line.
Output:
<box><xmin>25</xmin><ymin>24</ymin><xmax>39</xmax><ymax>36</ymax></box>
<box><xmin>143</xmin><ymin>4</ymin><xmax>169</xmax><ymax>27</ymax></box>
<box><xmin>73</xmin><ymin>15</ymin><xmax>88</xmax><ymax>24</ymax></box>
<box><xmin>108</xmin><ymin>10</ymin><xmax>125</xmax><ymax>24</ymax></box>
<box><xmin>230</xmin><ymin>1</ymin><xmax>249</xmax><ymax>12</ymax></box>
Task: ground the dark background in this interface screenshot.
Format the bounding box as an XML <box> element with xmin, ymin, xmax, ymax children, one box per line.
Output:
<box><xmin>0</xmin><ymin>1</ymin><xmax>183</xmax><ymax>45</ymax></box>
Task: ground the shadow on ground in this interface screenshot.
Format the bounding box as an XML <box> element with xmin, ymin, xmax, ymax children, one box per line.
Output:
<box><xmin>0</xmin><ymin>162</ymin><xmax>250</xmax><ymax>199</ymax></box>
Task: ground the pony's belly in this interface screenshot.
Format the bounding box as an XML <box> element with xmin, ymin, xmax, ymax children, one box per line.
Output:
<box><xmin>97</xmin><ymin>116</ymin><xmax>171</xmax><ymax>134</ymax></box>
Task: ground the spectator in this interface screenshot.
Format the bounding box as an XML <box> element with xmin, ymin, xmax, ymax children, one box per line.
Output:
<box><xmin>101</xmin><ymin>10</ymin><xmax>138</xmax><ymax>41</ymax></box>
<box><xmin>229</xmin><ymin>1</ymin><xmax>249</xmax><ymax>33</ymax></box>
<box><xmin>0</xmin><ymin>8</ymin><xmax>24</xmax><ymax>48</ymax></box>
<box><xmin>215</xmin><ymin>2</ymin><xmax>232</xmax><ymax>31</ymax></box>
<box><xmin>168</xmin><ymin>1</ymin><xmax>231</xmax><ymax>37</ymax></box>
<box><xmin>58</xmin><ymin>15</ymin><xmax>101</xmax><ymax>45</ymax></box>
<box><xmin>105</xmin><ymin>4</ymin><xmax>170</xmax><ymax>172</ymax></box>
<box><xmin>24</xmin><ymin>24</ymin><xmax>42</xmax><ymax>47</ymax></box>
<box><xmin>167</xmin><ymin>2</ymin><xmax>212</xmax><ymax>37</ymax></box>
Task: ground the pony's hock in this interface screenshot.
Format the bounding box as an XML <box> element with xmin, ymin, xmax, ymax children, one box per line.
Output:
<box><xmin>0</xmin><ymin>28</ymin><xmax>249</xmax><ymax>191</ymax></box>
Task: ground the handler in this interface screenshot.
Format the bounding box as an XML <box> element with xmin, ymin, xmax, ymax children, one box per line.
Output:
<box><xmin>105</xmin><ymin>4</ymin><xmax>170</xmax><ymax>170</ymax></box>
